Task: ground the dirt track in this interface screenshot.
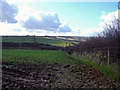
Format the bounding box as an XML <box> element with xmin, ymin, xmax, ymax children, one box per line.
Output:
<box><xmin>2</xmin><ymin>60</ymin><xmax>120</xmax><ymax>89</ymax></box>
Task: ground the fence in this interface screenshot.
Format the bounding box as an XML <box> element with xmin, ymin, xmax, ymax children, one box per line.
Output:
<box><xmin>93</xmin><ymin>47</ymin><xmax>120</xmax><ymax>66</ymax></box>
<box><xmin>73</xmin><ymin>47</ymin><xmax>120</xmax><ymax>66</ymax></box>
<box><xmin>72</xmin><ymin>47</ymin><xmax>120</xmax><ymax>72</ymax></box>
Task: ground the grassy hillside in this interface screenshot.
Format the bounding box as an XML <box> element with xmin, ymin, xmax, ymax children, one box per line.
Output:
<box><xmin>2</xmin><ymin>36</ymin><xmax>79</xmax><ymax>47</ymax></box>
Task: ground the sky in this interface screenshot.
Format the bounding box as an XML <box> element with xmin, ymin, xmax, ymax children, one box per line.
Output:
<box><xmin>0</xmin><ymin>0</ymin><xmax>118</xmax><ymax>36</ymax></box>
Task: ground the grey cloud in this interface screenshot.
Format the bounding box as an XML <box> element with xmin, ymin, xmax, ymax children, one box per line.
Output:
<box><xmin>0</xmin><ymin>2</ymin><xmax>18</xmax><ymax>23</ymax></box>
<box><xmin>23</xmin><ymin>13</ymin><xmax>61</xmax><ymax>31</ymax></box>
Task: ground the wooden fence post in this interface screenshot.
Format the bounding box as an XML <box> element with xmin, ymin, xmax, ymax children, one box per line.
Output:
<box><xmin>107</xmin><ymin>47</ymin><xmax>110</xmax><ymax>66</ymax></box>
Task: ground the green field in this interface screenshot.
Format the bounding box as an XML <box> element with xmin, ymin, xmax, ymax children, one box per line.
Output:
<box><xmin>2</xmin><ymin>36</ymin><xmax>78</xmax><ymax>47</ymax></box>
<box><xmin>2</xmin><ymin>49</ymin><xmax>74</xmax><ymax>64</ymax></box>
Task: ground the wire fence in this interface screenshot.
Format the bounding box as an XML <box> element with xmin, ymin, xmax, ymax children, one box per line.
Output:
<box><xmin>73</xmin><ymin>47</ymin><xmax>120</xmax><ymax>67</ymax></box>
<box><xmin>93</xmin><ymin>47</ymin><xmax>120</xmax><ymax>66</ymax></box>
<box><xmin>71</xmin><ymin>47</ymin><xmax>120</xmax><ymax>73</ymax></box>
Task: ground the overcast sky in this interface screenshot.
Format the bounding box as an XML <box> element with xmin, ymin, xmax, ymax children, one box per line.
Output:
<box><xmin>0</xmin><ymin>0</ymin><xmax>118</xmax><ymax>36</ymax></box>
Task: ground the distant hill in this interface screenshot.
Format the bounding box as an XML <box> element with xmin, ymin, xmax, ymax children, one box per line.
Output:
<box><xmin>2</xmin><ymin>36</ymin><xmax>89</xmax><ymax>47</ymax></box>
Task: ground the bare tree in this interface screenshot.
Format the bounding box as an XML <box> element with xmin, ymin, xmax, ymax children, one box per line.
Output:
<box><xmin>102</xmin><ymin>18</ymin><xmax>120</xmax><ymax>39</ymax></box>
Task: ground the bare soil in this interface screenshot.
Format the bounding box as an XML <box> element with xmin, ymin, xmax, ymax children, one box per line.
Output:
<box><xmin>2</xmin><ymin>60</ymin><xmax>120</xmax><ymax>89</ymax></box>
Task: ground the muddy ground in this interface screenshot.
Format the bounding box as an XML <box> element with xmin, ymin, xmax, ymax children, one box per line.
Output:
<box><xmin>2</xmin><ymin>60</ymin><xmax>120</xmax><ymax>89</ymax></box>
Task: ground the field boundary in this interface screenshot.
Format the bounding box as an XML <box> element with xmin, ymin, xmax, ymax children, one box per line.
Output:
<box><xmin>93</xmin><ymin>47</ymin><xmax>120</xmax><ymax>66</ymax></box>
<box><xmin>66</xmin><ymin>53</ymin><xmax>120</xmax><ymax>80</ymax></box>
<box><xmin>2</xmin><ymin>42</ymin><xmax>63</xmax><ymax>50</ymax></box>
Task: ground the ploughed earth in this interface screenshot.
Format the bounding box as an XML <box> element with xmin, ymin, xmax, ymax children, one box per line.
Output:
<box><xmin>2</xmin><ymin>60</ymin><xmax>120</xmax><ymax>89</ymax></box>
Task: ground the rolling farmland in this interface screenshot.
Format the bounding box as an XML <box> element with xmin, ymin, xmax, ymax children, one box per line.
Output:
<box><xmin>1</xmin><ymin>1</ymin><xmax>120</xmax><ymax>89</ymax></box>
<box><xmin>2</xmin><ymin>36</ymin><xmax>80</xmax><ymax>47</ymax></box>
